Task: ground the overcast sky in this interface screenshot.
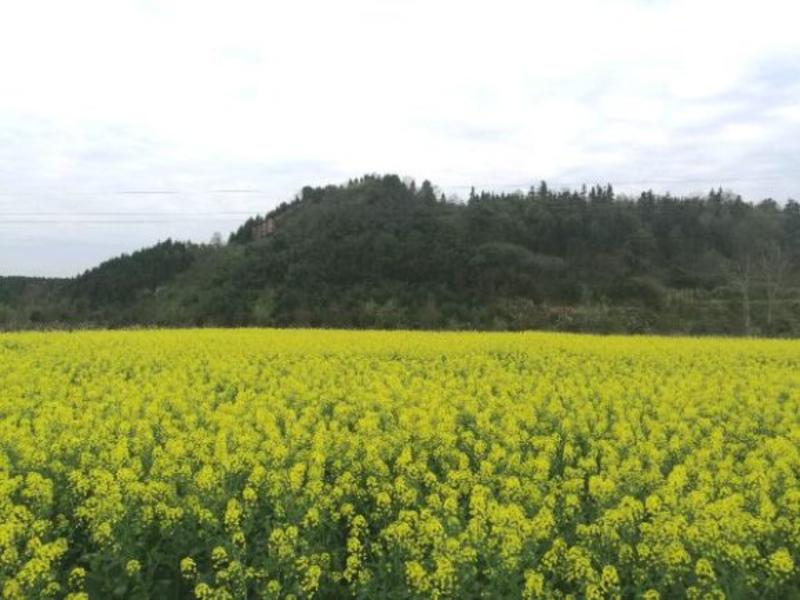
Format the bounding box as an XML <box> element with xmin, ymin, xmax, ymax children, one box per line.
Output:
<box><xmin>1</xmin><ymin>0</ymin><xmax>799</xmax><ymax>276</ymax></box>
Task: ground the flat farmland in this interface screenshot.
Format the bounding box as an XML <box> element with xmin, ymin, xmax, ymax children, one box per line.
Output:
<box><xmin>1</xmin><ymin>330</ymin><xmax>798</xmax><ymax>598</ymax></box>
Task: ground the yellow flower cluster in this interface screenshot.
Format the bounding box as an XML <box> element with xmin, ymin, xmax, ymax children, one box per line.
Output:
<box><xmin>0</xmin><ymin>329</ymin><xmax>798</xmax><ymax>598</ymax></box>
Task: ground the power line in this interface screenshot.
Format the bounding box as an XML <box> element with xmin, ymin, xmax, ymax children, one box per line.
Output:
<box><xmin>0</xmin><ymin>217</ymin><xmax>246</xmax><ymax>225</ymax></box>
<box><xmin>0</xmin><ymin>189</ymin><xmax>268</xmax><ymax>196</ymax></box>
<box><xmin>115</xmin><ymin>190</ymin><xmax>179</xmax><ymax>195</ymax></box>
<box><xmin>0</xmin><ymin>175</ymin><xmax>793</xmax><ymax>197</ymax></box>
<box><xmin>0</xmin><ymin>177</ymin><xmax>794</xmax><ymax>225</ymax></box>
<box><xmin>115</xmin><ymin>189</ymin><xmax>266</xmax><ymax>194</ymax></box>
<box><xmin>0</xmin><ymin>211</ymin><xmax>259</xmax><ymax>216</ymax></box>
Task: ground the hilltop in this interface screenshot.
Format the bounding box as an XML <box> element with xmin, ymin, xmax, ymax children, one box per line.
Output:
<box><xmin>2</xmin><ymin>174</ymin><xmax>799</xmax><ymax>335</ymax></box>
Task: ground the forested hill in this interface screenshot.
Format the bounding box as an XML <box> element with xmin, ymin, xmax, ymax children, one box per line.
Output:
<box><xmin>2</xmin><ymin>174</ymin><xmax>799</xmax><ymax>335</ymax></box>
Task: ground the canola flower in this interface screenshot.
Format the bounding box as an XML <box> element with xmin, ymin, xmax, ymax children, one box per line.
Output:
<box><xmin>0</xmin><ymin>329</ymin><xmax>798</xmax><ymax>598</ymax></box>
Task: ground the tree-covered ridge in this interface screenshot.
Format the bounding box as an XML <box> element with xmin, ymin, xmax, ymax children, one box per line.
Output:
<box><xmin>2</xmin><ymin>174</ymin><xmax>798</xmax><ymax>335</ymax></box>
<box><xmin>72</xmin><ymin>239</ymin><xmax>196</xmax><ymax>307</ymax></box>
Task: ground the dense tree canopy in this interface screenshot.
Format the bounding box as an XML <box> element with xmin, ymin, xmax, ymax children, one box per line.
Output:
<box><xmin>2</xmin><ymin>175</ymin><xmax>798</xmax><ymax>335</ymax></box>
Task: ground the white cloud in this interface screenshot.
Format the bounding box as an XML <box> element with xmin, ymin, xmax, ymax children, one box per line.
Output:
<box><xmin>0</xmin><ymin>0</ymin><xmax>799</xmax><ymax>275</ymax></box>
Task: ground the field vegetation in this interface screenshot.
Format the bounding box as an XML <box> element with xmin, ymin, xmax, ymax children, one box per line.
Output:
<box><xmin>1</xmin><ymin>329</ymin><xmax>798</xmax><ymax>598</ymax></box>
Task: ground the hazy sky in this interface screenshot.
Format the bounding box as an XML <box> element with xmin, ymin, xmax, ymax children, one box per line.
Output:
<box><xmin>1</xmin><ymin>0</ymin><xmax>799</xmax><ymax>276</ymax></box>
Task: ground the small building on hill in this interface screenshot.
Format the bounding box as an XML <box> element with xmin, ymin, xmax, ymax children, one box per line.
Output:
<box><xmin>252</xmin><ymin>218</ymin><xmax>275</xmax><ymax>240</ymax></box>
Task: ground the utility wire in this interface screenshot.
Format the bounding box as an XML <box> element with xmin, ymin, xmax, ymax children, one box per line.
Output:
<box><xmin>0</xmin><ymin>175</ymin><xmax>792</xmax><ymax>197</ymax></box>
<box><xmin>0</xmin><ymin>176</ymin><xmax>794</xmax><ymax>225</ymax></box>
<box><xmin>0</xmin><ymin>189</ymin><xmax>267</xmax><ymax>196</ymax></box>
<box><xmin>0</xmin><ymin>218</ymin><xmax>246</xmax><ymax>224</ymax></box>
<box><xmin>0</xmin><ymin>211</ymin><xmax>260</xmax><ymax>216</ymax></box>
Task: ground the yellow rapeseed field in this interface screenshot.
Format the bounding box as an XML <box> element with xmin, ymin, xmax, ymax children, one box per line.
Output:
<box><xmin>1</xmin><ymin>329</ymin><xmax>798</xmax><ymax>599</ymax></box>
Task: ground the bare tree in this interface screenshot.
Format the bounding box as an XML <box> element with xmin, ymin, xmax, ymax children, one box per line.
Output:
<box><xmin>759</xmin><ymin>243</ymin><xmax>789</xmax><ymax>327</ymax></box>
<box><xmin>732</xmin><ymin>255</ymin><xmax>753</xmax><ymax>335</ymax></box>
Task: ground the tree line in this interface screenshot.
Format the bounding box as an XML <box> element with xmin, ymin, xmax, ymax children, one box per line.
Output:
<box><xmin>1</xmin><ymin>174</ymin><xmax>798</xmax><ymax>335</ymax></box>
